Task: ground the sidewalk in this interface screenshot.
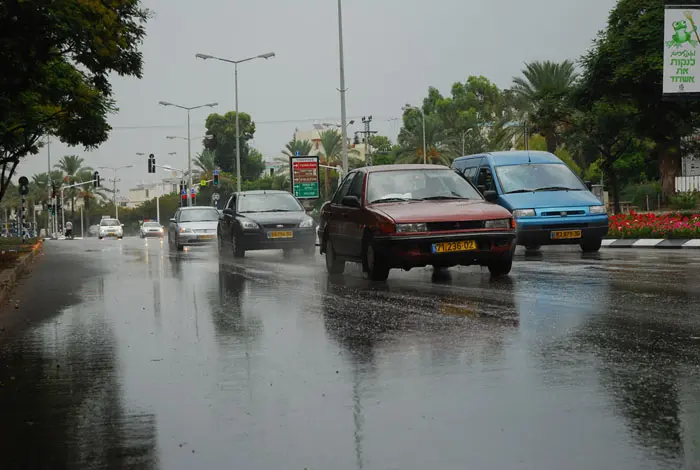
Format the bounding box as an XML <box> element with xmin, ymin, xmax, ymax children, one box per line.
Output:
<box><xmin>603</xmin><ymin>239</ymin><xmax>700</xmax><ymax>249</ymax></box>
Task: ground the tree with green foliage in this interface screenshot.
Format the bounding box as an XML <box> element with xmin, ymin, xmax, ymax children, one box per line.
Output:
<box><xmin>54</xmin><ymin>155</ymin><xmax>92</xmax><ymax>220</ymax></box>
<box><xmin>369</xmin><ymin>135</ymin><xmax>392</xmax><ymax>153</ymax></box>
<box><xmin>511</xmin><ymin>60</ymin><xmax>578</xmax><ymax>154</ymax></box>
<box><xmin>397</xmin><ymin>109</ymin><xmax>454</xmax><ymax>165</ymax></box>
<box><xmin>203</xmin><ymin>111</ymin><xmax>263</xmax><ymax>180</ymax></box>
<box><xmin>578</xmin><ymin>0</ymin><xmax>700</xmax><ymax>198</ymax></box>
<box><xmin>194</xmin><ymin>149</ymin><xmax>217</xmax><ymax>178</ymax></box>
<box><xmin>0</xmin><ymin>0</ymin><xmax>149</xmax><ymax>204</ymax></box>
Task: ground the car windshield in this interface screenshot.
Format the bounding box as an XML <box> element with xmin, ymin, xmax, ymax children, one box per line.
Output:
<box><xmin>179</xmin><ymin>208</ymin><xmax>220</xmax><ymax>222</ymax></box>
<box><xmin>143</xmin><ymin>222</ymin><xmax>160</xmax><ymax>227</ymax></box>
<box><xmin>495</xmin><ymin>164</ymin><xmax>586</xmax><ymax>194</ymax></box>
<box><xmin>238</xmin><ymin>193</ymin><xmax>303</xmax><ymax>213</ymax></box>
<box><xmin>366</xmin><ymin>169</ymin><xmax>482</xmax><ymax>203</ymax></box>
<box><xmin>100</xmin><ymin>219</ymin><xmax>120</xmax><ymax>226</ymax></box>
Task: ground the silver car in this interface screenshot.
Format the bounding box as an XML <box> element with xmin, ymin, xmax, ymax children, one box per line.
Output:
<box><xmin>168</xmin><ymin>206</ymin><xmax>219</xmax><ymax>251</ymax></box>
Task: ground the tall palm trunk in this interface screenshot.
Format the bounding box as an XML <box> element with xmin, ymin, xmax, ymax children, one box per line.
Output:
<box><xmin>544</xmin><ymin>131</ymin><xmax>557</xmax><ymax>154</ymax></box>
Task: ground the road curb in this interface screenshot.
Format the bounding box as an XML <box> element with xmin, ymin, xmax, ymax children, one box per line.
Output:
<box><xmin>0</xmin><ymin>240</ymin><xmax>43</xmax><ymax>308</ymax></box>
<box><xmin>602</xmin><ymin>239</ymin><xmax>700</xmax><ymax>249</ymax></box>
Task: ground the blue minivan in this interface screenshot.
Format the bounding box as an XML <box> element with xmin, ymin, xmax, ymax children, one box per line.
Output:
<box><xmin>452</xmin><ymin>151</ymin><xmax>608</xmax><ymax>252</ymax></box>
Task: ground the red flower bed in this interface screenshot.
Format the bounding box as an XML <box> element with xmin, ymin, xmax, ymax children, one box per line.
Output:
<box><xmin>607</xmin><ymin>212</ymin><xmax>700</xmax><ymax>239</ymax></box>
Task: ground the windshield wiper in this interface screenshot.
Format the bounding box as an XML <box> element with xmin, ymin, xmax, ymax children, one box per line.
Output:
<box><xmin>505</xmin><ymin>189</ymin><xmax>536</xmax><ymax>194</ymax></box>
<box><xmin>533</xmin><ymin>186</ymin><xmax>582</xmax><ymax>192</ymax></box>
<box><xmin>370</xmin><ymin>197</ymin><xmax>421</xmax><ymax>204</ymax></box>
<box><xmin>420</xmin><ymin>196</ymin><xmax>469</xmax><ymax>201</ymax></box>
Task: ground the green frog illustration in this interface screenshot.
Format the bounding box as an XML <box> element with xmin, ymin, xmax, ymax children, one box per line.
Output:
<box><xmin>668</xmin><ymin>20</ymin><xmax>698</xmax><ymax>47</ymax></box>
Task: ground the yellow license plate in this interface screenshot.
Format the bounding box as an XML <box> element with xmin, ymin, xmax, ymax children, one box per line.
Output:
<box><xmin>550</xmin><ymin>230</ymin><xmax>582</xmax><ymax>240</ymax></box>
<box><xmin>199</xmin><ymin>235</ymin><xmax>215</xmax><ymax>240</ymax></box>
<box><xmin>432</xmin><ymin>240</ymin><xmax>477</xmax><ymax>253</ymax></box>
<box><xmin>268</xmin><ymin>231</ymin><xmax>293</xmax><ymax>239</ymax></box>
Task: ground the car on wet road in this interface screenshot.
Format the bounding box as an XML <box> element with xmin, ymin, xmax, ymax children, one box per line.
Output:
<box><xmin>139</xmin><ymin>220</ymin><xmax>164</xmax><ymax>238</ymax></box>
<box><xmin>98</xmin><ymin>217</ymin><xmax>123</xmax><ymax>239</ymax></box>
<box><xmin>217</xmin><ymin>190</ymin><xmax>316</xmax><ymax>258</ymax></box>
<box><xmin>167</xmin><ymin>206</ymin><xmax>220</xmax><ymax>251</ymax></box>
<box><xmin>318</xmin><ymin>164</ymin><xmax>517</xmax><ymax>281</ymax></box>
<box><xmin>452</xmin><ymin>151</ymin><xmax>609</xmax><ymax>252</ymax></box>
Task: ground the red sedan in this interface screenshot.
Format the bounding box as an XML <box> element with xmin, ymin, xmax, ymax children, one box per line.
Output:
<box><xmin>317</xmin><ymin>164</ymin><xmax>517</xmax><ymax>281</ymax></box>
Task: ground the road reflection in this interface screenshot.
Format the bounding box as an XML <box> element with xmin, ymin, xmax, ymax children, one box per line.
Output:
<box><xmin>0</xmin><ymin>307</ymin><xmax>158</xmax><ymax>469</ymax></box>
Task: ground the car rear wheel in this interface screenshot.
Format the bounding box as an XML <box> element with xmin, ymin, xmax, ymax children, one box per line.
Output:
<box><xmin>525</xmin><ymin>245</ymin><xmax>541</xmax><ymax>251</ymax></box>
<box><xmin>325</xmin><ymin>237</ymin><xmax>345</xmax><ymax>275</ymax></box>
<box><xmin>580</xmin><ymin>238</ymin><xmax>602</xmax><ymax>253</ymax></box>
<box><xmin>363</xmin><ymin>236</ymin><xmax>390</xmax><ymax>282</ymax></box>
<box><xmin>231</xmin><ymin>233</ymin><xmax>245</xmax><ymax>258</ymax></box>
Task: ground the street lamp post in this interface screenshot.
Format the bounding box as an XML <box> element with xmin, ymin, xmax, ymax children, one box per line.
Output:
<box><xmin>158</xmin><ymin>101</ymin><xmax>218</xmax><ymax>205</ymax></box>
<box><xmin>404</xmin><ymin>104</ymin><xmax>427</xmax><ymax>164</ymax></box>
<box><xmin>98</xmin><ymin>164</ymin><xmax>134</xmax><ymax>219</ymax></box>
<box><xmin>337</xmin><ymin>0</ymin><xmax>349</xmax><ymax>174</ymax></box>
<box><xmin>195</xmin><ymin>51</ymin><xmax>275</xmax><ymax>193</ymax></box>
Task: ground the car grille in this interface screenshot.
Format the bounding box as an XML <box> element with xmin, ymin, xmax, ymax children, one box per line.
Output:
<box><xmin>262</xmin><ymin>223</ymin><xmax>297</xmax><ymax>229</ymax></box>
<box><xmin>540</xmin><ymin>210</ymin><xmax>586</xmax><ymax>216</ymax></box>
<box><xmin>426</xmin><ymin>220</ymin><xmax>485</xmax><ymax>232</ymax></box>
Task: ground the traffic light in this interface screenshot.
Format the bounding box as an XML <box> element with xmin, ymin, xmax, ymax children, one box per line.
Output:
<box><xmin>18</xmin><ymin>176</ymin><xmax>29</xmax><ymax>196</ymax></box>
<box><xmin>93</xmin><ymin>171</ymin><xmax>100</xmax><ymax>188</ymax></box>
<box><xmin>148</xmin><ymin>154</ymin><xmax>155</xmax><ymax>173</ymax></box>
<box><xmin>213</xmin><ymin>169</ymin><xmax>219</xmax><ymax>186</ymax></box>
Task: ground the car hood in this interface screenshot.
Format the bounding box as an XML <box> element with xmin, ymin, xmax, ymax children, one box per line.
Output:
<box><xmin>370</xmin><ymin>200</ymin><xmax>512</xmax><ymax>223</ymax></box>
<box><xmin>500</xmin><ymin>190</ymin><xmax>602</xmax><ymax>210</ymax></box>
<box><xmin>100</xmin><ymin>225</ymin><xmax>122</xmax><ymax>230</ymax></box>
<box><xmin>239</xmin><ymin>211</ymin><xmax>307</xmax><ymax>224</ymax></box>
<box><xmin>178</xmin><ymin>221</ymin><xmax>219</xmax><ymax>231</ymax></box>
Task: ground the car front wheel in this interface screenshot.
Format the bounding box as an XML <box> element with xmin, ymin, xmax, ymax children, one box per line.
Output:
<box><xmin>362</xmin><ymin>236</ymin><xmax>390</xmax><ymax>281</ymax></box>
<box><xmin>232</xmin><ymin>233</ymin><xmax>245</xmax><ymax>258</ymax></box>
<box><xmin>580</xmin><ymin>238</ymin><xmax>602</xmax><ymax>253</ymax></box>
<box><xmin>487</xmin><ymin>246</ymin><xmax>514</xmax><ymax>277</ymax></box>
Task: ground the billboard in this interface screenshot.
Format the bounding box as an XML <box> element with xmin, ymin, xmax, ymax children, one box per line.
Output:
<box><xmin>663</xmin><ymin>6</ymin><xmax>700</xmax><ymax>97</ymax></box>
<box><xmin>290</xmin><ymin>155</ymin><xmax>320</xmax><ymax>199</ymax></box>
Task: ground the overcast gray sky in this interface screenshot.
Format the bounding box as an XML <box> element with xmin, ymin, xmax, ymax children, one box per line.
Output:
<box><xmin>18</xmin><ymin>0</ymin><xmax>617</xmax><ymax>193</ymax></box>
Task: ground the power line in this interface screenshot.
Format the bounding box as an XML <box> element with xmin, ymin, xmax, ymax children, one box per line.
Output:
<box><xmin>110</xmin><ymin>115</ymin><xmax>401</xmax><ymax>130</ymax></box>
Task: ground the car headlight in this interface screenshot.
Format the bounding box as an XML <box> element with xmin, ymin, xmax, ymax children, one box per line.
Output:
<box><xmin>484</xmin><ymin>219</ymin><xmax>511</xmax><ymax>229</ymax></box>
<box><xmin>179</xmin><ymin>227</ymin><xmax>193</xmax><ymax>233</ymax></box>
<box><xmin>589</xmin><ymin>205</ymin><xmax>607</xmax><ymax>214</ymax></box>
<box><xmin>240</xmin><ymin>220</ymin><xmax>259</xmax><ymax>230</ymax></box>
<box><xmin>396</xmin><ymin>223</ymin><xmax>427</xmax><ymax>233</ymax></box>
<box><xmin>299</xmin><ymin>216</ymin><xmax>314</xmax><ymax>228</ymax></box>
<box><xmin>512</xmin><ymin>209</ymin><xmax>536</xmax><ymax>218</ymax></box>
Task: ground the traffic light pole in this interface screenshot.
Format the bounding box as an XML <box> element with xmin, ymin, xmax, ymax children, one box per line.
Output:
<box><xmin>60</xmin><ymin>180</ymin><xmax>99</xmax><ymax>236</ymax></box>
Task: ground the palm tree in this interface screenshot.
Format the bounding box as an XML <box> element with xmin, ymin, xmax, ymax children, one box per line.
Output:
<box><xmin>317</xmin><ymin>130</ymin><xmax>360</xmax><ymax>199</ymax></box>
<box><xmin>54</xmin><ymin>155</ymin><xmax>92</xmax><ymax>219</ymax></box>
<box><xmin>274</xmin><ymin>136</ymin><xmax>314</xmax><ymax>177</ymax></box>
<box><xmin>194</xmin><ymin>149</ymin><xmax>217</xmax><ymax>179</ymax></box>
<box><xmin>511</xmin><ymin>60</ymin><xmax>578</xmax><ymax>153</ymax></box>
<box><xmin>397</xmin><ymin>112</ymin><xmax>455</xmax><ymax>165</ymax></box>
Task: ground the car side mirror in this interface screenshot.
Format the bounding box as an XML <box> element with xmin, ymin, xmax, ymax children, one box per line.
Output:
<box><xmin>342</xmin><ymin>195</ymin><xmax>361</xmax><ymax>208</ymax></box>
<box><xmin>483</xmin><ymin>190</ymin><xmax>499</xmax><ymax>203</ymax></box>
<box><xmin>222</xmin><ymin>208</ymin><xmax>234</xmax><ymax>216</ymax></box>
<box><xmin>584</xmin><ymin>181</ymin><xmax>593</xmax><ymax>191</ymax></box>
<box><xmin>477</xmin><ymin>185</ymin><xmax>487</xmax><ymax>194</ymax></box>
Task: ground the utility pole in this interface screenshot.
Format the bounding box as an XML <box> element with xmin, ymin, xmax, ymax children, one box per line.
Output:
<box><xmin>46</xmin><ymin>136</ymin><xmax>51</xmax><ymax>236</ymax></box>
<box><xmin>355</xmin><ymin>116</ymin><xmax>377</xmax><ymax>166</ymax></box>
<box><xmin>337</xmin><ymin>0</ymin><xmax>349</xmax><ymax>173</ymax></box>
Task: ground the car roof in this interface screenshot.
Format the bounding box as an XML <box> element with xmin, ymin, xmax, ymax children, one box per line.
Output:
<box><xmin>454</xmin><ymin>151</ymin><xmax>563</xmax><ymax>166</ymax></box>
<box><xmin>235</xmin><ymin>190</ymin><xmax>291</xmax><ymax>195</ymax></box>
<box><xmin>359</xmin><ymin>164</ymin><xmax>451</xmax><ymax>173</ymax></box>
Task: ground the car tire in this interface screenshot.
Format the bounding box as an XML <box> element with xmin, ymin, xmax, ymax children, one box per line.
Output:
<box><xmin>580</xmin><ymin>238</ymin><xmax>602</xmax><ymax>253</ymax></box>
<box><xmin>525</xmin><ymin>245</ymin><xmax>541</xmax><ymax>251</ymax></box>
<box><xmin>99</xmin><ymin>236</ymin><xmax>103</xmax><ymax>240</ymax></box>
<box><xmin>232</xmin><ymin>233</ymin><xmax>245</xmax><ymax>258</ymax></box>
<box><xmin>488</xmin><ymin>245</ymin><xmax>514</xmax><ymax>277</ymax></box>
<box><xmin>362</xmin><ymin>236</ymin><xmax>390</xmax><ymax>282</ymax></box>
<box><xmin>325</xmin><ymin>237</ymin><xmax>345</xmax><ymax>275</ymax></box>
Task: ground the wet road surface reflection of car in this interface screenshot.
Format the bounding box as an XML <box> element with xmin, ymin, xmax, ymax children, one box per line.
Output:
<box><xmin>318</xmin><ymin>164</ymin><xmax>517</xmax><ymax>281</ymax></box>
<box><xmin>217</xmin><ymin>190</ymin><xmax>316</xmax><ymax>258</ymax></box>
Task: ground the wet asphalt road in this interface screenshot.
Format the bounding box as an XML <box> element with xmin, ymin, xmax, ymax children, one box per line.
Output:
<box><xmin>1</xmin><ymin>238</ymin><xmax>700</xmax><ymax>470</ymax></box>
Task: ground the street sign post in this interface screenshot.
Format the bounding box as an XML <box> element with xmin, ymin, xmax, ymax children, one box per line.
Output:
<box><xmin>289</xmin><ymin>155</ymin><xmax>320</xmax><ymax>200</ymax></box>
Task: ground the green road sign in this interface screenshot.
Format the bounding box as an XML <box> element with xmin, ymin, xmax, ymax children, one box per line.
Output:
<box><xmin>290</xmin><ymin>156</ymin><xmax>320</xmax><ymax>200</ymax></box>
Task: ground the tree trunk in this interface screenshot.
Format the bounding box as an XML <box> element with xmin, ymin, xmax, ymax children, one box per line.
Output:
<box><xmin>657</xmin><ymin>137</ymin><xmax>682</xmax><ymax>201</ymax></box>
<box><xmin>545</xmin><ymin>131</ymin><xmax>557</xmax><ymax>154</ymax></box>
<box><xmin>601</xmin><ymin>149</ymin><xmax>621</xmax><ymax>214</ymax></box>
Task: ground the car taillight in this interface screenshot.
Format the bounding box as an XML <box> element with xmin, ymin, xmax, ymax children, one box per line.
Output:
<box><xmin>378</xmin><ymin>223</ymin><xmax>395</xmax><ymax>234</ymax></box>
<box><xmin>511</xmin><ymin>218</ymin><xmax>516</xmax><ymax>229</ymax></box>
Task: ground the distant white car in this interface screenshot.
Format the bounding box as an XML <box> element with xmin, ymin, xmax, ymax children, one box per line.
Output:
<box><xmin>99</xmin><ymin>218</ymin><xmax>123</xmax><ymax>239</ymax></box>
